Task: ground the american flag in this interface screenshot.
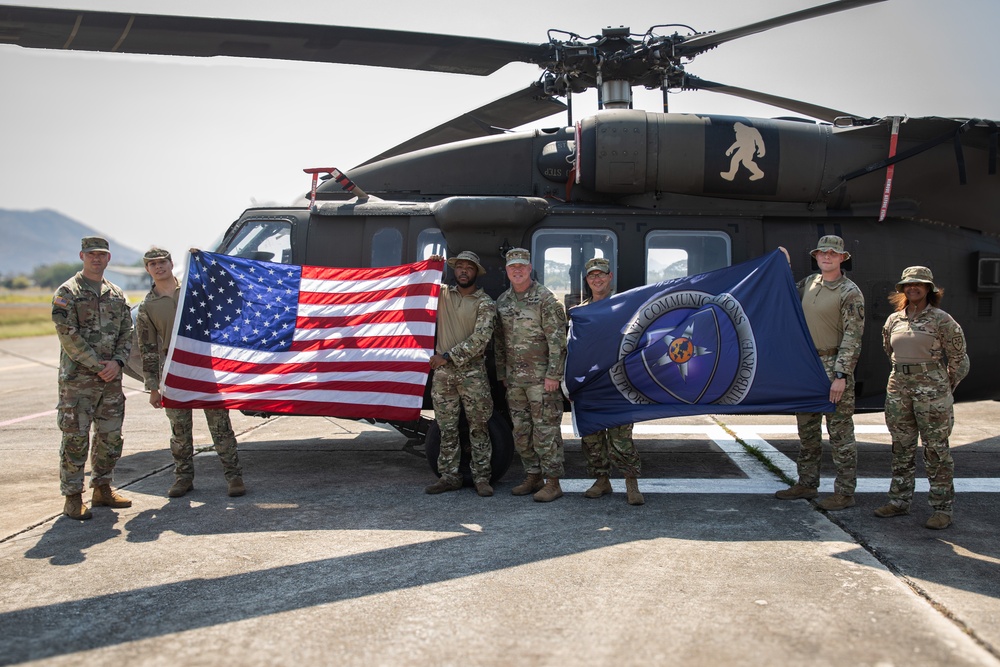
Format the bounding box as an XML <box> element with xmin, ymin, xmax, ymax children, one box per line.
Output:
<box><xmin>160</xmin><ymin>250</ymin><xmax>442</xmax><ymax>421</ymax></box>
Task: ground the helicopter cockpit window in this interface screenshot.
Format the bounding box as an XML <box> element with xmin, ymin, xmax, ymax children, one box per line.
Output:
<box><xmin>645</xmin><ymin>231</ymin><xmax>731</xmax><ymax>284</ymax></box>
<box><xmin>531</xmin><ymin>229</ymin><xmax>617</xmax><ymax>311</ymax></box>
<box><xmin>416</xmin><ymin>228</ymin><xmax>447</xmax><ymax>261</ymax></box>
<box><xmin>224</xmin><ymin>219</ymin><xmax>293</xmax><ymax>264</ymax></box>
<box><xmin>371</xmin><ymin>227</ymin><xmax>403</xmax><ymax>268</ymax></box>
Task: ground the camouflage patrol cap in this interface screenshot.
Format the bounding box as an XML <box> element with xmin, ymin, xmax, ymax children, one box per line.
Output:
<box><xmin>143</xmin><ymin>247</ymin><xmax>172</xmax><ymax>265</ymax></box>
<box><xmin>896</xmin><ymin>266</ymin><xmax>938</xmax><ymax>293</ymax></box>
<box><xmin>505</xmin><ymin>247</ymin><xmax>531</xmax><ymax>266</ymax></box>
<box><xmin>810</xmin><ymin>235</ymin><xmax>850</xmax><ymax>260</ymax></box>
<box><xmin>447</xmin><ymin>250</ymin><xmax>485</xmax><ymax>275</ymax></box>
<box><xmin>585</xmin><ymin>257</ymin><xmax>611</xmax><ymax>275</ymax></box>
<box><xmin>80</xmin><ymin>236</ymin><xmax>110</xmax><ymax>253</ymax></box>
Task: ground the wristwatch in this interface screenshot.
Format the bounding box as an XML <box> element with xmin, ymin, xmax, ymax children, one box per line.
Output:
<box><xmin>835</xmin><ymin>372</ymin><xmax>845</xmax><ymax>380</ymax></box>
<box><xmin>441</xmin><ymin>352</ymin><xmax>452</xmax><ymax>363</ymax></box>
<box><xmin>115</xmin><ymin>359</ymin><xmax>125</xmax><ymax>368</ymax></box>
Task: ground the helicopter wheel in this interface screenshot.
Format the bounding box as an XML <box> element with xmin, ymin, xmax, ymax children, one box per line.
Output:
<box><xmin>424</xmin><ymin>410</ymin><xmax>514</xmax><ymax>486</ymax></box>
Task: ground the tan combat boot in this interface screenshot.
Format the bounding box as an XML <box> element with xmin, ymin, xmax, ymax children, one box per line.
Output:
<box><xmin>227</xmin><ymin>477</ymin><xmax>246</xmax><ymax>497</ymax></box>
<box><xmin>425</xmin><ymin>477</ymin><xmax>462</xmax><ymax>494</ymax></box>
<box><xmin>774</xmin><ymin>484</ymin><xmax>818</xmax><ymax>500</ymax></box>
<box><xmin>533</xmin><ymin>478</ymin><xmax>563</xmax><ymax>503</ymax></box>
<box><xmin>817</xmin><ymin>493</ymin><xmax>856</xmax><ymax>511</ymax></box>
<box><xmin>475</xmin><ymin>480</ymin><xmax>494</xmax><ymax>497</ymax></box>
<box><xmin>63</xmin><ymin>493</ymin><xmax>92</xmax><ymax>521</ymax></box>
<box><xmin>925</xmin><ymin>512</ymin><xmax>952</xmax><ymax>530</ymax></box>
<box><xmin>168</xmin><ymin>478</ymin><xmax>194</xmax><ymax>498</ymax></box>
<box><xmin>625</xmin><ymin>477</ymin><xmax>645</xmax><ymax>506</ymax></box>
<box><xmin>511</xmin><ymin>473</ymin><xmax>544</xmax><ymax>496</ymax></box>
<box><xmin>584</xmin><ymin>475</ymin><xmax>612</xmax><ymax>499</ymax></box>
<box><xmin>92</xmin><ymin>484</ymin><xmax>132</xmax><ymax>508</ymax></box>
<box><xmin>874</xmin><ymin>503</ymin><xmax>909</xmax><ymax>518</ymax></box>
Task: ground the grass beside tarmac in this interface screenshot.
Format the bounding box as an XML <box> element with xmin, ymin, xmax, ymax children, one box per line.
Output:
<box><xmin>0</xmin><ymin>290</ymin><xmax>146</xmax><ymax>339</ymax></box>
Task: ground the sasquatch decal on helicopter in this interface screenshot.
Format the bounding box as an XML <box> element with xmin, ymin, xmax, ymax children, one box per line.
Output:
<box><xmin>707</xmin><ymin>118</ymin><xmax>780</xmax><ymax>194</ymax></box>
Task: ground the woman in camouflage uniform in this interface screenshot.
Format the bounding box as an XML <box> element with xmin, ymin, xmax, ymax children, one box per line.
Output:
<box><xmin>876</xmin><ymin>266</ymin><xmax>969</xmax><ymax>530</ymax></box>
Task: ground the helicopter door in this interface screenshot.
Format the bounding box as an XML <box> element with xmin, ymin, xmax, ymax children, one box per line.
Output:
<box><xmin>531</xmin><ymin>229</ymin><xmax>617</xmax><ymax>311</ymax></box>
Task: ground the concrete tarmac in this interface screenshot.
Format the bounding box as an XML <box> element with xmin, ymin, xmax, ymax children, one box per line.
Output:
<box><xmin>1</xmin><ymin>335</ymin><xmax>999</xmax><ymax>666</ymax></box>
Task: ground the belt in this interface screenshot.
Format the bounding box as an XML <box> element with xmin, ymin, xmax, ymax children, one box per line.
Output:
<box><xmin>816</xmin><ymin>347</ymin><xmax>839</xmax><ymax>357</ymax></box>
<box><xmin>892</xmin><ymin>361</ymin><xmax>939</xmax><ymax>374</ymax></box>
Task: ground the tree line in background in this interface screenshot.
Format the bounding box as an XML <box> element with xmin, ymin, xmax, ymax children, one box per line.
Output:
<box><xmin>1</xmin><ymin>263</ymin><xmax>81</xmax><ymax>290</ymax></box>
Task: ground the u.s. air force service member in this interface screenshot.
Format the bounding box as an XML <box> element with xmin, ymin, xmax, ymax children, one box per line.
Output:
<box><xmin>136</xmin><ymin>247</ymin><xmax>245</xmax><ymax>499</ymax></box>
<box><xmin>574</xmin><ymin>257</ymin><xmax>644</xmax><ymax>506</ymax></box>
<box><xmin>51</xmin><ymin>236</ymin><xmax>134</xmax><ymax>520</ymax></box>
<box><xmin>494</xmin><ymin>247</ymin><xmax>567</xmax><ymax>502</ymax></box>
<box><xmin>876</xmin><ymin>266</ymin><xmax>969</xmax><ymax>530</ymax></box>
<box><xmin>775</xmin><ymin>235</ymin><xmax>864</xmax><ymax>511</ymax></box>
<box><xmin>425</xmin><ymin>251</ymin><xmax>497</xmax><ymax>497</ymax></box>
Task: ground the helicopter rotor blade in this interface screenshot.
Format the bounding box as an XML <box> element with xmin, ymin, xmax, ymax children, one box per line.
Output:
<box><xmin>675</xmin><ymin>0</ymin><xmax>888</xmax><ymax>56</ymax></box>
<box><xmin>359</xmin><ymin>84</ymin><xmax>567</xmax><ymax>166</ymax></box>
<box><xmin>0</xmin><ymin>5</ymin><xmax>548</xmax><ymax>75</ymax></box>
<box><xmin>683</xmin><ymin>76</ymin><xmax>855</xmax><ymax>123</ymax></box>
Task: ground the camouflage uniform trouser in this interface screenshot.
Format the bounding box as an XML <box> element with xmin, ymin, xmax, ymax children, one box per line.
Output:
<box><xmin>581</xmin><ymin>423</ymin><xmax>641</xmax><ymax>478</ymax></box>
<box><xmin>507</xmin><ymin>384</ymin><xmax>565</xmax><ymax>478</ymax></box>
<box><xmin>883</xmin><ymin>368</ymin><xmax>955</xmax><ymax>514</ymax></box>
<box><xmin>164</xmin><ymin>408</ymin><xmax>241</xmax><ymax>481</ymax></box>
<box><xmin>58</xmin><ymin>377</ymin><xmax>126</xmax><ymax>496</ymax></box>
<box><xmin>794</xmin><ymin>357</ymin><xmax>857</xmax><ymax>496</ymax></box>
<box><xmin>431</xmin><ymin>362</ymin><xmax>493</xmax><ymax>485</ymax></box>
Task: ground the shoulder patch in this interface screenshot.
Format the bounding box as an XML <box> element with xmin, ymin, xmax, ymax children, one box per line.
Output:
<box><xmin>53</xmin><ymin>295</ymin><xmax>69</xmax><ymax>308</ymax></box>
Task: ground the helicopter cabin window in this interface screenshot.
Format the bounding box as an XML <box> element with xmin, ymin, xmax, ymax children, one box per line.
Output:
<box><xmin>531</xmin><ymin>229</ymin><xmax>617</xmax><ymax>310</ymax></box>
<box><xmin>645</xmin><ymin>231</ymin><xmax>731</xmax><ymax>284</ymax></box>
<box><xmin>416</xmin><ymin>228</ymin><xmax>447</xmax><ymax>261</ymax></box>
<box><xmin>371</xmin><ymin>227</ymin><xmax>403</xmax><ymax>268</ymax></box>
<box><xmin>225</xmin><ymin>219</ymin><xmax>293</xmax><ymax>264</ymax></box>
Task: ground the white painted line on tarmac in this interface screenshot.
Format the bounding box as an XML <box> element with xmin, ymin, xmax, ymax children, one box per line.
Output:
<box><xmin>559</xmin><ymin>424</ymin><xmax>999</xmax><ymax>493</ymax></box>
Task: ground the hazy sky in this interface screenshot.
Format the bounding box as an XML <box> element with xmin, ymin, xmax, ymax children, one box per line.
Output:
<box><xmin>2</xmin><ymin>0</ymin><xmax>998</xmax><ymax>267</ymax></box>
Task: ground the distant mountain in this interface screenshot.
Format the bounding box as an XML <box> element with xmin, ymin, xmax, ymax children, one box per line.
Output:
<box><xmin>1</xmin><ymin>208</ymin><xmax>144</xmax><ymax>276</ymax></box>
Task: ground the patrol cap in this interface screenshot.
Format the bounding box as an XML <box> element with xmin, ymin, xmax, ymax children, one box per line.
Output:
<box><xmin>143</xmin><ymin>247</ymin><xmax>172</xmax><ymax>265</ymax></box>
<box><xmin>505</xmin><ymin>247</ymin><xmax>531</xmax><ymax>266</ymax></box>
<box><xmin>810</xmin><ymin>235</ymin><xmax>850</xmax><ymax>260</ymax></box>
<box><xmin>585</xmin><ymin>257</ymin><xmax>611</xmax><ymax>275</ymax></box>
<box><xmin>896</xmin><ymin>266</ymin><xmax>938</xmax><ymax>293</ymax></box>
<box><xmin>80</xmin><ymin>236</ymin><xmax>110</xmax><ymax>254</ymax></box>
<box><xmin>447</xmin><ymin>250</ymin><xmax>485</xmax><ymax>275</ymax></box>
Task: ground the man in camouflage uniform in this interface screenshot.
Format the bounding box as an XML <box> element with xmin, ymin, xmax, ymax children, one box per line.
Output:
<box><xmin>876</xmin><ymin>266</ymin><xmax>969</xmax><ymax>530</ymax></box>
<box><xmin>494</xmin><ymin>247</ymin><xmax>567</xmax><ymax>502</ymax></box>
<box><xmin>425</xmin><ymin>251</ymin><xmax>497</xmax><ymax>497</ymax></box>
<box><xmin>775</xmin><ymin>236</ymin><xmax>865</xmax><ymax>510</ymax></box>
<box><xmin>52</xmin><ymin>236</ymin><xmax>134</xmax><ymax>520</ymax></box>
<box><xmin>575</xmin><ymin>257</ymin><xmax>644</xmax><ymax>506</ymax></box>
<box><xmin>136</xmin><ymin>247</ymin><xmax>245</xmax><ymax>498</ymax></box>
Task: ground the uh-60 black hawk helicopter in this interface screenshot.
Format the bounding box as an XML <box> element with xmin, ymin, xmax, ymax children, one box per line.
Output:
<box><xmin>3</xmin><ymin>0</ymin><xmax>998</xmax><ymax>481</ymax></box>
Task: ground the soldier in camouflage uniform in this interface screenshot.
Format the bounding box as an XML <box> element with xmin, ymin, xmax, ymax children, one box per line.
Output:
<box><xmin>875</xmin><ymin>266</ymin><xmax>969</xmax><ymax>530</ymax></box>
<box><xmin>574</xmin><ymin>257</ymin><xmax>644</xmax><ymax>506</ymax></box>
<box><xmin>425</xmin><ymin>251</ymin><xmax>497</xmax><ymax>497</ymax></box>
<box><xmin>136</xmin><ymin>247</ymin><xmax>245</xmax><ymax>499</ymax></box>
<box><xmin>52</xmin><ymin>236</ymin><xmax>134</xmax><ymax>520</ymax></box>
<box><xmin>775</xmin><ymin>236</ymin><xmax>865</xmax><ymax>511</ymax></box>
<box><xmin>494</xmin><ymin>248</ymin><xmax>568</xmax><ymax>502</ymax></box>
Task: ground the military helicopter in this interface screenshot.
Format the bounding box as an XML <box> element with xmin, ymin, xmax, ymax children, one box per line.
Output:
<box><xmin>2</xmin><ymin>1</ymin><xmax>998</xmax><ymax>480</ymax></box>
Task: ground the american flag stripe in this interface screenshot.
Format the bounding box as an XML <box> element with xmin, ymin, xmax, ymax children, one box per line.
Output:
<box><xmin>161</xmin><ymin>251</ymin><xmax>442</xmax><ymax>419</ymax></box>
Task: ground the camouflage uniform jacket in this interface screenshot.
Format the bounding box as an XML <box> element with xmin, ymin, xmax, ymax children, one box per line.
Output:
<box><xmin>135</xmin><ymin>280</ymin><xmax>181</xmax><ymax>391</ymax></box>
<box><xmin>436</xmin><ymin>285</ymin><xmax>496</xmax><ymax>367</ymax></box>
<box><xmin>494</xmin><ymin>281</ymin><xmax>567</xmax><ymax>386</ymax></box>
<box><xmin>882</xmin><ymin>306</ymin><xmax>970</xmax><ymax>389</ymax></box>
<box><xmin>797</xmin><ymin>272</ymin><xmax>865</xmax><ymax>376</ymax></box>
<box><xmin>51</xmin><ymin>271</ymin><xmax>132</xmax><ymax>380</ymax></box>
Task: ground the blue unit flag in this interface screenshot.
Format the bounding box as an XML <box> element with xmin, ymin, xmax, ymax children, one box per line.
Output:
<box><xmin>565</xmin><ymin>250</ymin><xmax>835</xmax><ymax>436</ymax></box>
